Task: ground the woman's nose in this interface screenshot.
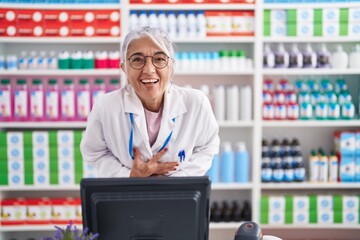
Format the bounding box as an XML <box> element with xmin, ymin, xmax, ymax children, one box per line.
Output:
<box><xmin>142</xmin><ymin>58</ymin><xmax>156</xmax><ymax>73</ymax></box>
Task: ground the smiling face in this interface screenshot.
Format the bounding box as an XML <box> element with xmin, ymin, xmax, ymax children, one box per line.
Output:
<box><xmin>122</xmin><ymin>37</ymin><xmax>173</xmax><ymax>112</ymax></box>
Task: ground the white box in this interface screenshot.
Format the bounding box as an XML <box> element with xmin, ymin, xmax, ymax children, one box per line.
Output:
<box><xmin>8</xmin><ymin>159</ymin><xmax>24</xmax><ymax>173</ymax></box>
<box><xmin>348</xmin><ymin>22</ymin><xmax>360</xmax><ymax>36</ymax></box>
<box><xmin>323</xmin><ymin>8</ymin><xmax>339</xmax><ymax>23</ymax></box>
<box><xmin>8</xmin><ymin>172</ymin><xmax>24</xmax><ymax>186</ymax></box>
<box><xmin>323</xmin><ymin>23</ymin><xmax>339</xmax><ymax>37</ymax></box>
<box><xmin>294</xmin><ymin>210</ymin><xmax>309</xmax><ymax>224</ymax></box>
<box><xmin>83</xmin><ymin>162</ymin><xmax>97</xmax><ymax>178</ymax></box>
<box><xmin>33</xmin><ymin>146</ymin><xmax>49</xmax><ymax>160</ymax></box>
<box><xmin>269</xmin><ymin>210</ymin><xmax>284</xmax><ymax>224</ymax></box>
<box><xmin>57</xmin><ymin>131</ymin><xmax>74</xmax><ymax>146</ymax></box>
<box><xmin>294</xmin><ymin>196</ymin><xmax>309</xmax><ymax>211</ymax></box>
<box><xmin>343</xmin><ymin>196</ymin><xmax>359</xmax><ymax>211</ymax></box>
<box><xmin>7</xmin><ymin>132</ymin><xmax>23</xmax><ymax>146</ymax></box>
<box><xmin>59</xmin><ymin>171</ymin><xmax>74</xmax><ymax>185</ymax></box>
<box><xmin>271</xmin><ymin>10</ymin><xmax>287</xmax><ymax>23</ymax></box>
<box><xmin>297</xmin><ymin>23</ymin><xmax>313</xmax><ymax>37</ymax></box>
<box><xmin>269</xmin><ymin>196</ymin><xmax>285</xmax><ymax>211</ymax></box>
<box><xmin>58</xmin><ymin>146</ymin><xmax>74</xmax><ymax>160</ymax></box>
<box><xmin>317</xmin><ymin>195</ymin><xmax>333</xmax><ymax>210</ymax></box>
<box><xmin>32</xmin><ymin>131</ymin><xmax>49</xmax><ymax>146</ymax></box>
<box><xmin>271</xmin><ymin>22</ymin><xmax>287</xmax><ymax>37</ymax></box>
<box><xmin>318</xmin><ymin>210</ymin><xmax>334</xmax><ymax>224</ymax></box>
<box><xmin>58</xmin><ymin>159</ymin><xmax>74</xmax><ymax>172</ymax></box>
<box><xmin>34</xmin><ymin>172</ymin><xmax>50</xmax><ymax>186</ymax></box>
<box><xmin>33</xmin><ymin>158</ymin><xmax>49</xmax><ymax>173</ymax></box>
<box><xmin>343</xmin><ymin>211</ymin><xmax>359</xmax><ymax>224</ymax></box>
<box><xmin>349</xmin><ymin>8</ymin><xmax>360</xmax><ymax>22</ymax></box>
<box><xmin>297</xmin><ymin>9</ymin><xmax>314</xmax><ymax>23</ymax></box>
<box><xmin>7</xmin><ymin>145</ymin><xmax>23</xmax><ymax>160</ymax></box>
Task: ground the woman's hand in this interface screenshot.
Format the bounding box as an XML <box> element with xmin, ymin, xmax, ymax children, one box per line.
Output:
<box><xmin>129</xmin><ymin>147</ymin><xmax>179</xmax><ymax>177</ymax></box>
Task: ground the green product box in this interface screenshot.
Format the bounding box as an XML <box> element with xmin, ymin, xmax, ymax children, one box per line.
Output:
<box><xmin>264</xmin><ymin>24</ymin><xmax>271</xmax><ymax>37</ymax></box>
<box><xmin>0</xmin><ymin>131</ymin><xmax>7</xmax><ymax>147</ymax></box>
<box><xmin>264</xmin><ymin>10</ymin><xmax>271</xmax><ymax>24</ymax></box>
<box><xmin>260</xmin><ymin>211</ymin><xmax>269</xmax><ymax>224</ymax></box>
<box><xmin>340</xmin><ymin>8</ymin><xmax>349</xmax><ymax>24</ymax></box>
<box><xmin>261</xmin><ymin>196</ymin><xmax>269</xmax><ymax>212</ymax></box>
<box><xmin>340</xmin><ymin>23</ymin><xmax>348</xmax><ymax>36</ymax></box>
<box><xmin>74</xmin><ymin>131</ymin><xmax>83</xmax><ymax>147</ymax></box>
<box><xmin>287</xmin><ymin>9</ymin><xmax>297</xmax><ymax>23</ymax></box>
<box><xmin>50</xmin><ymin>171</ymin><xmax>59</xmax><ymax>185</ymax></box>
<box><xmin>49</xmin><ymin>147</ymin><xmax>59</xmax><ymax>185</ymax></box>
<box><xmin>75</xmin><ymin>171</ymin><xmax>83</xmax><ymax>184</ymax></box>
<box><xmin>309</xmin><ymin>195</ymin><xmax>317</xmax><ymax>211</ymax></box>
<box><xmin>314</xmin><ymin>23</ymin><xmax>322</xmax><ymax>36</ymax></box>
<box><xmin>333</xmin><ymin>195</ymin><xmax>343</xmax><ymax>212</ymax></box>
<box><xmin>0</xmin><ymin>147</ymin><xmax>6</xmax><ymax>160</ymax></box>
<box><xmin>287</xmin><ymin>23</ymin><xmax>297</xmax><ymax>36</ymax></box>
<box><xmin>314</xmin><ymin>9</ymin><xmax>322</xmax><ymax>23</ymax></box>
<box><xmin>74</xmin><ymin>147</ymin><xmax>83</xmax><ymax>184</ymax></box>
<box><xmin>23</xmin><ymin>131</ymin><xmax>32</xmax><ymax>147</ymax></box>
<box><xmin>334</xmin><ymin>211</ymin><xmax>343</xmax><ymax>224</ymax></box>
<box><xmin>309</xmin><ymin>210</ymin><xmax>317</xmax><ymax>224</ymax></box>
<box><xmin>285</xmin><ymin>211</ymin><xmax>293</xmax><ymax>224</ymax></box>
<box><xmin>49</xmin><ymin>131</ymin><xmax>58</xmax><ymax>146</ymax></box>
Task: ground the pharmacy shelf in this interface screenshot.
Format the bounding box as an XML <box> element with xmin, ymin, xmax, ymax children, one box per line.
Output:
<box><xmin>0</xmin><ymin>122</ymin><xmax>87</xmax><ymax>129</ymax></box>
<box><xmin>0</xmin><ymin>69</ymin><xmax>121</xmax><ymax>76</ymax></box>
<box><xmin>209</xmin><ymin>222</ymin><xmax>241</xmax><ymax>230</ymax></box>
<box><xmin>262</xmin><ymin>120</ymin><xmax>360</xmax><ymax>128</ymax></box>
<box><xmin>129</xmin><ymin>4</ymin><xmax>256</xmax><ymax>10</ymax></box>
<box><xmin>262</xmin><ymin>68</ymin><xmax>360</xmax><ymax>76</ymax></box>
<box><xmin>261</xmin><ymin>182</ymin><xmax>360</xmax><ymax>190</ymax></box>
<box><xmin>177</xmin><ymin>70</ymin><xmax>254</xmax><ymax>75</ymax></box>
<box><xmin>261</xmin><ymin>224</ymin><xmax>360</xmax><ymax>230</ymax></box>
<box><xmin>174</xmin><ymin>36</ymin><xmax>255</xmax><ymax>43</ymax></box>
<box><xmin>0</xmin><ymin>186</ymin><xmax>79</xmax><ymax>191</ymax></box>
<box><xmin>0</xmin><ymin>37</ymin><xmax>121</xmax><ymax>43</ymax></box>
<box><xmin>263</xmin><ymin>36</ymin><xmax>360</xmax><ymax>43</ymax></box>
<box><xmin>211</xmin><ymin>183</ymin><xmax>253</xmax><ymax>190</ymax></box>
<box><xmin>218</xmin><ymin>121</ymin><xmax>254</xmax><ymax>127</ymax></box>
<box><xmin>0</xmin><ymin>3</ymin><xmax>120</xmax><ymax>9</ymax></box>
<box><xmin>262</xmin><ymin>2</ymin><xmax>360</xmax><ymax>9</ymax></box>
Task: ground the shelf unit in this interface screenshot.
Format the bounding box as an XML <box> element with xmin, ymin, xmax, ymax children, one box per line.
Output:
<box><xmin>1</xmin><ymin>1</ymin><xmax>360</xmax><ymax>240</ymax></box>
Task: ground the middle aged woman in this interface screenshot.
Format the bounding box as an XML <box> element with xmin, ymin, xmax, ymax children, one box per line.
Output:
<box><xmin>80</xmin><ymin>26</ymin><xmax>220</xmax><ymax>178</ymax></box>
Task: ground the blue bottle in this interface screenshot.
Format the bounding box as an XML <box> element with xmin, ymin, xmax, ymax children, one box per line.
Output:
<box><xmin>235</xmin><ymin>142</ymin><xmax>250</xmax><ymax>183</ymax></box>
<box><xmin>220</xmin><ymin>142</ymin><xmax>234</xmax><ymax>183</ymax></box>
<box><xmin>261</xmin><ymin>152</ymin><xmax>272</xmax><ymax>182</ymax></box>
<box><xmin>207</xmin><ymin>154</ymin><xmax>220</xmax><ymax>183</ymax></box>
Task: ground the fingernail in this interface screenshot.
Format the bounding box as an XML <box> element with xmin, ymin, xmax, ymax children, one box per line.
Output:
<box><xmin>133</xmin><ymin>148</ymin><xmax>136</xmax><ymax>153</ymax></box>
<box><xmin>164</xmin><ymin>148</ymin><xmax>168</xmax><ymax>152</ymax></box>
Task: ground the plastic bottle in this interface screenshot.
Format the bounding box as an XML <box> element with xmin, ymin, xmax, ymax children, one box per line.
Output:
<box><xmin>293</xmin><ymin>151</ymin><xmax>306</xmax><ymax>182</ymax></box>
<box><xmin>317</xmin><ymin>43</ymin><xmax>331</xmax><ymax>68</ymax></box>
<box><xmin>92</xmin><ymin>78</ymin><xmax>106</xmax><ymax>107</ymax></box>
<box><xmin>261</xmin><ymin>152</ymin><xmax>272</xmax><ymax>182</ymax></box>
<box><xmin>177</xmin><ymin>11</ymin><xmax>187</xmax><ymax>38</ymax></box>
<box><xmin>213</xmin><ymin>85</ymin><xmax>225</xmax><ymax>122</ymax></box>
<box><xmin>77</xmin><ymin>79</ymin><xmax>91</xmax><ymax>120</ymax></box>
<box><xmin>270</xmin><ymin>138</ymin><xmax>280</xmax><ymax>158</ymax></box>
<box><xmin>262</xmin><ymin>139</ymin><xmax>270</xmax><ymax>155</ymax></box>
<box><xmin>274</xmin><ymin>43</ymin><xmax>289</xmax><ymax>68</ymax></box>
<box><xmin>148</xmin><ymin>11</ymin><xmax>159</xmax><ymax>28</ymax></box>
<box><xmin>109</xmin><ymin>50</ymin><xmax>120</xmax><ymax>69</ymax></box>
<box><xmin>282</xmin><ymin>152</ymin><xmax>294</xmax><ymax>182</ymax></box>
<box><xmin>82</xmin><ymin>51</ymin><xmax>94</xmax><ymax>69</ymax></box>
<box><xmin>6</xmin><ymin>55</ymin><xmax>18</xmax><ymax>70</ymax></box>
<box><xmin>138</xmin><ymin>11</ymin><xmax>148</xmax><ymax>27</ymax></box>
<box><xmin>229</xmin><ymin>50</ymin><xmax>238</xmax><ymax>71</ymax></box>
<box><xmin>45</xmin><ymin>78</ymin><xmax>59</xmax><ymax>121</ymax></box>
<box><xmin>0</xmin><ymin>55</ymin><xmax>5</xmax><ymax>70</ymax></box>
<box><xmin>226</xmin><ymin>85</ymin><xmax>239</xmax><ymax>121</ymax></box>
<box><xmin>14</xmin><ymin>79</ymin><xmax>28</xmax><ymax>121</ymax></box>
<box><xmin>241</xmin><ymin>201</ymin><xmax>252</xmax><ymax>221</ymax></box>
<box><xmin>95</xmin><ymin>51</ymin><xmax>108</xmax><ymax>69</ymax></box>
<box><xmin>158</xmin><ymin>11</ymin><xmax>168</xmax><ymax>32</ymax></box>
<box><xmin>58</xmin><ymin>51</ymin><xmax>70</xmax><ymax>70</ymax></box>
<box><xmin>18</xmin><ymin>51</ymin><xmax>28</xmax><ymax>69</ymax></box>
<box><xmin>309</xmin><ymin>149</ymin><xmax>320</xmax><ymax>182</ymax></box>
<box><xmin>196</xmin><ymin>11</ymin><xmax>207</xmax><ymax>38</ymax></box>
<box><xmin>237</xmin><ymin>50</ymin><xmax>246</xmax><ymax>70</ymax></box>
<box><xmin>289</xmin><ymin>43</ymin><xmax>303</xmax><ymax>68</ymax></box>
<box><xmin>349</xmin><ymin>44</ymin><xmax>360</xmax><ymax>69</ymax></box>
<box><xmin>0</xmin><ymin>78</ymin><xmax>12</xmax><ymax>121</ymax></box>
<box><xmin>263</xmin><ymin>44</ymin><xmax>275</xmax><ymax>68</ymax></box>
<box><xmin>240</xmin><ymin>85</ymin><xmax>252</xmax><ymax>121</ymax></box>
<box><xmin>235</xmin><ymin>142</ymin><xmax>249</xmax><ymax>183</ymax></box>
<box><xmin>61</xmin><ymin>79</ymin><xmax>75</xmax><ymax>120</ymax></box>
<box><xmin>303</xmin><ymin>43</ymin><xmax>317</xmax><ymax>68</ymax></box>
<box><xmin>129</xmin><ymin>10</ymin><xmax>139</xmax><ymax>30</ymax></box>
<box><xmin>330</xmin><ymin>45</ymin><xmax>348</xmax><ymax>69</ymax></box>
<box><xmin>207</xmin><ymin>154</ymin><xmax>220</xmax><ymax>183</ymax></box>
<box><xmin>47</xmin><ymin>51</ymin><xmax>58</xmax><ymax>70</ymax></box>
<box><xmin>37</xmin><ymin>51</ymin><xmax>48</xmax><ymax>69</ymax></box>
<box><xmin>220</xmin><ymin>142</ymin><xmax>235</xmax><ymax>183</ymax></box>
<box><xmin>272</xmin><ymin>152</ymin><xmax>284</xmax><ymax>182</ymax></box>
<box><xmin>107</xmin><ymin>78</ymin><xmax>120</xmax><ymax>92</ymax></box>
<box><xmin>187</xmin><ymin>11</ymin><xmax>197</xmax><ymax>38</ymax></box>
<box><xmin>328</xmin><ymin>150</ymin><xmax>338</xmax><ymax>182</ymax></box>
<box><xmin>167</xmin><ymin>11</ymin><xmax>177</xmax><ymax>39</ymax></box>
<box><xmin>318</xmin><ymin>148</ymin><xmax>328</xmax><ymax>182</ymax></box>
<box><xmin>30</xmin><ymin>79</ymin><xmax>44</xmax><ymax>121</ymax></box>
<box><xmin>70</xmin><ymin>51</ymin><xmax>82</xmax><ymax>69</ymax></box>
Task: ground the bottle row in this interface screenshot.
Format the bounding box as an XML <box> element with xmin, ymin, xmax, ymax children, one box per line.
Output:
<box><xmin>0</xmin><ymin>8</ymin><xmax>121</xmax><ymax>37</ymax></box>
<box><xmin>129</xmin><ymin>0</ymin><xmax>255</xmax><ymax>4</ymax></box>
<box><xmin>0</xmin><ymin>0</ymin><xmax>120</xmax><ymax>3</ymax></box>
<box><xmin>0</xmin><ymin>197</ymin><xmax>82</xmax><ymax>226</ymax></box>
<box><xmin>174</xmin><ymin>50</ymin><xmax>252</xmax><ymax>72</ymax></box>
<box><xmin>207</xmin><ymin>141</ymin><xmax>250</xmax><ymax>184</ymax></box>
<box><xmin>262</xmin><ymin>78</ymin><xmax>356</xmax><ymax>120</ymax></box>
<box><xmin>265</xmin><ymin>0</ymin><xmax>359</xmax><ymax>3</ymax></box>
<box><xmin>0</xmin><ymin>50</ymin><xmax>120</xmax><ymax>71</ymax></box>
<box><xmin>129</xmin><ymin>10</ymin><xmax>254</xmax><ymax>38</ymax></box>
<box><xmin>210</xmin><ymin>200</ymin><xmax>252</xmax><ymax>223</ymax></box>
<box><xmin>263</xmin><ymin>43</ymin><xmax>360</xmax><ymax>69</ymax></box>
<box><xmin>264</xmin><ymin>8</ymin><xmax>360</xmax><ymax>37</ymax></box>
<box><xmin>0</xmin><ymin>77</ymin><xmax>122</xmax><ymax>122</ymax></box>
<box><xmin>261</xmin><ymin>194</ymin><xmax>360</xmax><ymax>225</ymax></box>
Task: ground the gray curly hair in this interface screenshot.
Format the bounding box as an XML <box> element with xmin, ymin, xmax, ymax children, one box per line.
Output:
<box><xmin>121</xmin><ymin>26</ymin><xmax>175</xmax><ymax>77</ymax></box>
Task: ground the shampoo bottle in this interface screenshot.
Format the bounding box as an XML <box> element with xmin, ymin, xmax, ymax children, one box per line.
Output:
<box><xmin>235</xmin><ymin>142</ymin><xmax>250</xmax><ymax>183</ymax></box>
<box><xmin>349</xmin><ymin>44</ymin><xmax>360</xmax><ymax>69</ymax></box>
<box><xmin>220</xmin><ymin>142</ymin><xmax>235</xmax><ymax>183</ymax></box>
<box><xmin>330</xmin><ymin>45</ymin><xmax>348</xmax><ymax>69</ymax></box>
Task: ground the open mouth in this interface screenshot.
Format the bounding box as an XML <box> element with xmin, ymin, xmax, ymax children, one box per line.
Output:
<box><xmin>140</xmin><ymin>79</ymin><xmax>159</xmax><ymax>84</ymax></box>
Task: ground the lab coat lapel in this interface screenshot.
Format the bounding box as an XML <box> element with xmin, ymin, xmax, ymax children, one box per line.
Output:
<box><xmin>152</xmin><ymin>85</ymin><xmax>187</xmax><ymax>152</ymax></box>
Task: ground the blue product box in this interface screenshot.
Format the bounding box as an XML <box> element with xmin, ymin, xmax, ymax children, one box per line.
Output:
<box><xmin>355</xmin><ymin>132</ymin><xmax>360</xmax><ymax>182</ymax></box>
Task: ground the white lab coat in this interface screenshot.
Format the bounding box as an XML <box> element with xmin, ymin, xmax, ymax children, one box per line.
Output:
<box><xmin>80</xmin><ymin>84</ymin><xmax>220</xmax><ymax>177</ymax></box>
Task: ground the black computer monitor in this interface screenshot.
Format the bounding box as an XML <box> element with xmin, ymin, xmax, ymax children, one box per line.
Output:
<box><xmin>80</xmin><ymin>176</ymin><xmax>211</xmax><ymax>240</ymax></box>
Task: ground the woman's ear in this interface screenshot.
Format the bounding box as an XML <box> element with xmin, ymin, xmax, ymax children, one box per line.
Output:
<box><xmin>121</xmin><ymin>62</ymin><xmax>126</xmax><ymax>73</ymax></box>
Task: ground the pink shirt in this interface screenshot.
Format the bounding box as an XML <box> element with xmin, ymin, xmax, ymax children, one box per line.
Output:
<box><xmin>144</xmin><ymin>106</ymin><xmax>163</xmax><ymax>146</ymax></box>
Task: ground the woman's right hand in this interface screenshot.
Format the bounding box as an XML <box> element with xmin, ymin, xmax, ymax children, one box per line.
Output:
<box><xmin>129</xmin><ymin>147</ymin><xmax>179</xmax><ymax>177</ymax></box>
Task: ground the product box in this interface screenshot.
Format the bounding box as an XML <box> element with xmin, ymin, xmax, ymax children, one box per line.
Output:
<box><xmin>343</xmin><ymin>210</ymin><xmax>359</xmax><ymax>224</ymax></box>
<box><xmin>7</xmin><ymin>145</ymin><xmax>24</xmax><ymax>160</ymax></box>
<box><xmin>297</xmin><ymin>8</ymin><xmax>314</xmax><ymax>23</ymax></box>
<box><xmin>334</xmin><ymin>131</ymin><xmax>356</xmax><ymax>182</ymax></box>
<box><xmin>270</xmin><ymin>196</ymin><xmax>285</xmax><ymax>211</ymax></box>
<box><xmin>58</xmin><ymin>146</ymin><xmax>74</xmax><ymax>160</ymax></box>
<box><xmin>32</xmin><ymin>131</ymin><xmax>49</xmax><ymax>146</ymax></box>
<box><xmin>0</xmin><ymin>9</ymin><xmax>17</xmax><ymax>23</ymax></box>
<box><xmin>356</xmin><ymin>132</ymin><xmax>360</xmax><ymax>181</ymax></box>
<box><xmin>43</xmin><ymin>22</ymin><xmax>70</xmax><ymax>37</ymax></box>
<box><xmin>26</xmin><ymin>198</ymin><xmax>52</xmax><ymax>224</ymax></box>
<box><xmin>342</xmin><ymin>195</ymin><xmax>359</xmax><ymax>211</ymax></box>
<box><xmin>231</xmin><ymin>11</ymin><xmax>254</xmax><ymax>36</ymax></box>
<box><xmin>33</xmin><ymin>145</ymin><xmax>49</xmax><ymax>160</ymax></box>
<box><xmin>271</xmin><ymin>9</ymin><xmax>286</xmax><ymax>23</ymax></box>
<box><xmin>58</xmin><ymin>158</ymin><xmax>75</xmax><ymax>185</ymax></box>
<box><xmin>348</xmin><ymin>8</ymin><xmax>360</xmax><ymax>22</ymax></box>
<box><xmin>293</xmin><ymin>210</ymin><xmax>309</xmax><ymax>224</ymax></box>
<box><xmin>317</xmin><ymin>195</ymin><xmax>333</xmax><ymax>211</ymax></box>
<box><xmin>205</xmin><ymin>11</ymin><xmax>232</xmax><ymax>36</ymax></box>
<box><xmin>16</xmin><ymin>9</ymin><xmax>43</xmax><ymax>24</ymax></box>
<box><xmin>348</xmin><ymin>22</ymin><xmax>360</xmax><ymax>36</ymax></box>
<box><xmin>83</xmin><ymin>162</ymin><xmax>97</xmax><ymax>178</ymax></box>
<box><xmin>7</xmin><ymin>132</ymin><xmax>23</xmax><ymax>146</ymax></box>
<box><xmin>323</xmin><ymin>22</ymin><xmax>339</xmax><ymax>37</ymax></box>
<box><xmin>17</xmin><ymin>23</ymin><xmax>43</xmax><ymax>37</ymax></box>
<box><xmin>271</xmin><ymin>22</ymin><xmax>287</xmax><ymax>36</ymax></box>
<box><xmin>51</xmin><ymin>198</ymin><xmax>77</xmax><ymax>224</ymax></box>
<box><xmin>269</xmin><ymin>210</ymin><xmax>284</xmax><ymax>224</ymax></box>
<box><xmin>57</xmin><ymin>131</ymin><xmax>74</xmax><ymax>146</ymax></box>
<box><xmin>296</xmin><ymin>23</ymin><xmax>314</xmax><ymax>37</ymax></box>
<box><xmin>318</xmin><ymin>210</ymin><xmax>334</xmax><ymax>224</ymax></box>
<box><xmin>8</xmin><ymin>171</ymin><xmax>24</xmax><ymax>186</ymax></box>
<box><xmin>293</xmin><ymin>195</ymin><xmax>309</xmax><ymax>211</ymax></box>
<box><xmin>0</xmin><ymin>198</ymin><xmax>27</xmax><ymax>225</ymax></box>
<box><xmin>322</xmin><ymin>8</ymin><xmax>340</xmax><ymax>23</ymax></box>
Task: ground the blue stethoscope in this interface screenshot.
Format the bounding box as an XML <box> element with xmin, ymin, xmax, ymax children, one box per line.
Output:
<box><xmin>128</xmin><ymin>112</ymin><xmax>175</xmax><ymax>160</ymax></box>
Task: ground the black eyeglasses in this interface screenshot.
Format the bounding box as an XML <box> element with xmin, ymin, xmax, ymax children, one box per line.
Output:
<box><xmin>127</xmin><ymin>52</ymin><xmax>170</xmax><ymax>70</ymax></box>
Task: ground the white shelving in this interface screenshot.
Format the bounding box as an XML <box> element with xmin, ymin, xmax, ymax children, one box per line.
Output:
<box><xmin>0</xmin><ymin>1</ymin><xmax>360</xmax><ymax>240</ymax></box>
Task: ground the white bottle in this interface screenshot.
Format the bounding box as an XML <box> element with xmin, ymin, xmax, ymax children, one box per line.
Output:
<box><xmin>158</xmin><ymin>11</ymin><xmax>168</xmax><ymax>32</ymax></box>
<box><xmin>138</xmin><ymin>11</ymin><xmax>148</xmax><ymax>27</ymax></box>
<box><xmin>196</xmin><ymin>11</ymin><xmax>207</xmax><ymax>38</ymax></box>
<box><xmin>289</xmin><ymin>43</ymin><xmax>303</xmax><ymax>68</ymax></box>
<box><xmin>177</xmin><ymin>11</ymin><xmax>187</xmax><ymax>38</ymax></box>
<box><xmin>167</xmin><ymin>11</ymin><xmax>177</xmax><ymax>39</ymax></box>
<box><xmin>213</xmin><ymin>85</ymin><xmax>225</xmax><ymax>122</ymax></box>
<box><xmin>317</xmin><ymin>43</ymin><xmax>331</xmax><ymax>68</ymax></box>
<box><xmin>349</xmin><ymin>44</ymin><xmax>360</xmax><ymax>69</ymax></box>
<box><xmin>187</xmin><ymin>11</ymin><xmax>197</xmax><ymax>38</ymax></box>
<box><xmin>148</xmin><ymin>11</ymin><xmax>159</xmax><ymax>28</ymax></box>
<box><xmin>129</xmin><ymin>10</ymin><xmax>139</xmax><ymax>30</ymax></box>
<box><xmin>263</xmin><ymin>44</ymin><xmax>275</xmax><ymax>68</ymax></box>
<box><xmin>240</xmin><ymin>85</ymin><xmax>252</xmax><ymax>121</ymax></box>
<box><xmin>18</xmin><ymin>51</ymin><xmax>28</xmax><ymax>70</ymax></box>
<box><xmin>28</xmin><ymin>51</ymin><xmax>38</xmax><ymax>69</ymax></box>
<box><xmin>47</xmin><ymin>51</ymin><xmax>58</xmax><ymax>69</ymax></box>
<box><xmin>275</xmin><ymin>43</ymin><xmax>289</xmax><ymax>68</ymax></box>
<box><xmin>330</xmin><ymin>44</ymin><xmax>348</xmax><ymax>69</ymax></box>
<box><xmin>37</xmin><ymin>51</ymin><xmax>48</xmax><ymax>69</ymax></box>
<box><xmin>303</xmin><ymin>43</ymin><xmax>317</xmax><ymax>68</ymax></box>
<box><xmin>226</xmin><ymin>85</ymin><xmax>239</xmax><ymax>121</ymax></box>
